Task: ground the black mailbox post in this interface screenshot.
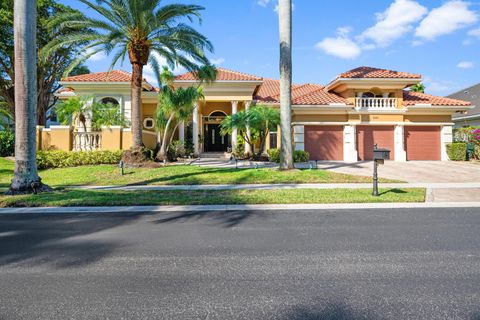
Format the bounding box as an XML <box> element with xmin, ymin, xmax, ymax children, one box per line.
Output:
<box><xmin>372</xmin><ymin>144</ymin><xmax>391</xmax><ymax>196</ymax></box>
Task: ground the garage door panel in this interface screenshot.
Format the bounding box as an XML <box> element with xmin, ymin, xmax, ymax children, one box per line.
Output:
<box><xmin>357</xmin><ymin>126</ymin><xmax>395</xmax><ymax>161</ymax></box>
<box><xmin>305</xmin><ymin>126</ymin><xmax>343</xmax><ymax>160</ymax></box>
<box><xmin>405</xmin><ymin>126</ymin><xmax>440</xmax><ymax>161</ymax></box>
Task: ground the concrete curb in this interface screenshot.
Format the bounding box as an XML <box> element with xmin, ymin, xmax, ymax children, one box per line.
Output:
<box><xmin>1</xmin><ymin>202</ymin><xmax>480</xmax><ymax>214</ymax></box>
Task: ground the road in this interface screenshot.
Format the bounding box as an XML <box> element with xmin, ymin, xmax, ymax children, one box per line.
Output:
<box><xmin>0</xmin><ymin>207</ymin><xmax>479</xmax><ymax>319</ymax></box>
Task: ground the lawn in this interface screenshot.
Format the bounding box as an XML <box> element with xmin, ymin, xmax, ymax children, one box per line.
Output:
<box><xmin>0</xmin><ymin>157</ymin><xmax>395</xmax><ymax>189</ymax></box>
<box><xmin>0</xmin><ymin>188</ymin><xmax>425</xmax><ymax>207</ymax></box>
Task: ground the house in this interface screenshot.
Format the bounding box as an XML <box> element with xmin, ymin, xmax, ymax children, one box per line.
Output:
<box><xmin>448</xmin><ymin>84</ymin><xmax>480</xmax><ymax>127</ymax></box>
<box><xmin>46</xmin><ymin>66</ymin><xmax>472</xmax><ymax>161</ymax></box>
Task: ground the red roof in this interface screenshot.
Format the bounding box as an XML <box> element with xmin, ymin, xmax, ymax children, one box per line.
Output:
<box><xmin>402</xmin><ymin>91</ymin><xmax>471</xmax><ymax>106</ymax></box>
<box><xmin>62</xmin><ymin>70</ymin><xmax>134</xmax><ymax>82</ymax></box>
<box><xmin>255</xmin><ymin>79</ymin><xmax>350</xmax><ymax>105</ymax></box>
<box><xmin>175</xmin><ymin>67</ymin><xmax>262</xmax><ymax>81</ymax></box>
<box><xmin>339</xmin><ymin>66</ymin><xmax>421</xmax><ymax>79</ymax></box>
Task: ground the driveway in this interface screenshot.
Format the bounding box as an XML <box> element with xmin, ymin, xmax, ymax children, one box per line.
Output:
<box><xmin>317</xmin><ymin>161</ymin><xmax>480</xmax><ymax>183</ymax></box>
<box><xmin>1</xmin><ymin>208</ymin><xmax>479</xmax><ymax>319</ymax></box>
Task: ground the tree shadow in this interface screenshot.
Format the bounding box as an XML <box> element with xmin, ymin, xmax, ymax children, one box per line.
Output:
<box><xmin>379</xmin><ymin>188</ymin><xmax>407</xmax><ymax>196</ymax></box>
<box><xmin>0</xmin><ymin>212</ymin><xmax>144</xmax><ymax>268</ymax></box>
<box><xmin>283</xmin><ymin>302</ymin><xmax>379</xmax><ymax>320</ymax></box>
<box><xmin>153</xmin><ymin>210</ymin><xmax>265</xmax><ymax>228</ymax></box>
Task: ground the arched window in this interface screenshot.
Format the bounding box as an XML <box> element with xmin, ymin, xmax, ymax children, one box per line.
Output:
<box><xmin>99</xmin><ymin>97</ymin><xmax>119</xmax><ymax>106</ymax></box>
<box><xmin>209</xmin><ymin>111</ymin><xmax>227</xmax><ymax>117</ymax></box>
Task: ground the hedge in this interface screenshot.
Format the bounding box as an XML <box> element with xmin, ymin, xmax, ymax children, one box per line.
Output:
<box><xmin>267</xmin><ymin>148</ymin><xmax>310</xmax><ymax>163</ymax></box>
<box><xmin>0</xmin><ymin>130</ymin><xmax>14</xmax><ymax>157</ymax></box>
<box><xmin>446</xmin><ymin>142</ymin><xmax>467</xmax><ymax>161</ymax></box>
<box><xmin>36</xmin><ymin>150</ymin><xmax>123</xmax><ymax>169</ymax></box>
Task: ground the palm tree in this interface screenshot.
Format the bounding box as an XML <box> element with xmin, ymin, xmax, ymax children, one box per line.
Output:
<box><xmin>55</xmin><ymin>96</ymin><xmax>92</xmax><ymax>132</ymax></box>
<box><xmin>46</xmin><ymin>0</ymin><xmax>214</xmax><ymax>149</ymax></box>
<box><xmin>0</xmin><ymin>102</ymin><xmax>13</xmax><ymax>130</ymax></box>
<box><xmin>7</xmin><ymin>0</ymin><xmax>50</xmax><ymax>194</ymax></box>
<box><xmin>278</xmin><ymin>0</ymin><xmax>294</xmax><ymax>169</ymax></box>
<box><xmin>410</xmin><ymin>83</ymin><xmax>425</xmax><ymax>93</ymax></box>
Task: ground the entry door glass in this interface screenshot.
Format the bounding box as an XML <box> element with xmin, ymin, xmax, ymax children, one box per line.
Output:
<box><xmin>205</xmin><ymin>124</ymin><xmax>228</xmax><ymax>152</ymax></box>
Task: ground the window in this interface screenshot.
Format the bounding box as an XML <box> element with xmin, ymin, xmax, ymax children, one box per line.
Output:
<box><xmin>143</xmin><ymin>117</ymin><xmax>155</xmax><ymax>129</ymax></box>
<box><xmin>269</xmin><ymin>131</ymin><xmax>278</xmax><ymax>149</ymax></box>
<box><xmin>99</xmin><ymin>97</ymin><xmax>119</xmax><ymax>106</ymax></box>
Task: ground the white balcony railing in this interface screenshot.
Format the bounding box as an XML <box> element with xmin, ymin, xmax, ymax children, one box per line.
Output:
<box><xmin>355</xmin><ymin>98</ymin><xmax>397</xmax><ymax>110</ymax></box>
<box><xmin>73</xmin><ymin>132</ymin><xmax>102</xmax><ymax>151</ymax></box>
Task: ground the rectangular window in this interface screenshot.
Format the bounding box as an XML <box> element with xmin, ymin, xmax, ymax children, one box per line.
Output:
<box><xmin>269</xmin><ymin>132</ymin><xmax>278</xmax><ymax>149</ymax></box>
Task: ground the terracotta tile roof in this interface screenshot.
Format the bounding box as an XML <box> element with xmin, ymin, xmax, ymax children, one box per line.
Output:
<box><xmin>402</xmin><ymin>91</ymin><xmax>472</xmax><ymax>106</ymax></box>
<box><xmin>62</xmin><ymin>70</ymin><xmax>134</xmax><ymax>82</ymax></box>
<box><xmin>56</xmin><ymin>87</ymin><xmax>75</xmax><ymax>93</ymax></box>
<box><xmin>339</xmin><ymin>66</ymin><xmax>421</xmax><ymax>79</ymax></box>
<box><xmin>254</xmin><ymin>79</ymin><xmax>350</xmax><ymax>105</ymax></box>
<box><xmin>175</xmin><ymin>67</ymin><xmax>263</xmax><ymax>81</ymax></box>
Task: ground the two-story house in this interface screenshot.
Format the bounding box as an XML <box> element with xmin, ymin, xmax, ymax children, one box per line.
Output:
<box><xmin>51</xmin><ymin>66</ymin><xmax>472</xmax><ymax>161</ymax></box>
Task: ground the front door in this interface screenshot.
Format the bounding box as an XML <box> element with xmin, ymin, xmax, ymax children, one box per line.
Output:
<box><xmin>204</xmin><ymin>124</ymin><xmax>229</xmax><ymax>152</ymax></box>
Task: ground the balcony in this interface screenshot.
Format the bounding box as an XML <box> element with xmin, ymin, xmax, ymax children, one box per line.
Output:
<box><xmin>355</xmin><ymin>97</ymin><xmax>397</xmax><ymax>110</ymax></box>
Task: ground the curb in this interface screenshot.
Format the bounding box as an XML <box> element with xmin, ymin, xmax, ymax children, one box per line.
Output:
<box><xmin>1</xmin><ymin>202</ymin><xmax>480</xmax><ymax>214</ymax></box>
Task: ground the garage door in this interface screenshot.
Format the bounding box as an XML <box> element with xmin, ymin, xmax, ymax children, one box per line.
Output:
<box><xmin>357</xmin><ymin>126</ymin><xmax>395</xmax><ymax>161</ymax></box>
<box><xmin>404</xmin><ymin>126</ymin><xmax>441</xmax><ymax>160</ymax></box>
<box><xmin>304</xmin><ymin>126</ymin><xmax>343</xmax><ymax>160</ymax></box>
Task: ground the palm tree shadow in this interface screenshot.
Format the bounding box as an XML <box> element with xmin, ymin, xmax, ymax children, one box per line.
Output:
<box><xmin>283</xmin><ymin>302</ymin><xmax>379</xmax><ymax>320</ymax></box>
<box><xmin>0</xmin><ymin>212</ymin><xmax>144</xmax><ymax>268</ymax></box>
<box><xmin>153</xmin><ymin>210</ymin><xmax>265</xmax><ymax>228</ymax></box>
<box><xmin>379</xmin><ymin>188</ymin><xmax>407</xmax><ymax>196</ymax></box>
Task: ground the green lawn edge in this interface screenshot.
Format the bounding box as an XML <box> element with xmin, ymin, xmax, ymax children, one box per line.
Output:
<box><xmin>0</xmin><ymin>188</ymin><xmax>425</xmax><ymax>208</ymax></box>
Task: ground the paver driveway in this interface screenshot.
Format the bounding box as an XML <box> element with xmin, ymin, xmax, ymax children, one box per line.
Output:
<box><xmin>317</xmin><ymin>161</ymin><xmax>480</xmax><ymax>183</ymax></box>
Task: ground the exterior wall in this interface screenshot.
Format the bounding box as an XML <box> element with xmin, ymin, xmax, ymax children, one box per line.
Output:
<box><xmin>121</xmin><ymin>129</ymin><xmax>132</xmax><ymax>150</ymax></box>
<box><xmin>48</xmin><ymin>126</ymin><xmax>72</xmax><ymax>151</ymax></box>
<box><xmin>142</xmin><ymin>103</ymin><xmax>157</xmax><ymax>132</ymax></box>
<box><xmin>441</xmin><ymin>125</ymin><xmax>453</xmax><ymax>161</ymax></box>
<box><xmin>404</xmin><ymin>115</ymin><xmax>451</xmax><ymax>123</ymax></box>
<box><xmin>293</xmin><ymin>125</ymin><xmax>304</xmax><ymax>151</ymax></box>
<box><xmin>101</xmin><ymin>126</ymin><xmax>122</xmax><ymax>150</ymax></box>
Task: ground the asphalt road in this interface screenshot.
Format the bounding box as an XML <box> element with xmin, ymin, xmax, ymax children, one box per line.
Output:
<box><xmin>0</xmin><ymin>207</ymin><xmax>480</xmax><ymax>320</ymax></box>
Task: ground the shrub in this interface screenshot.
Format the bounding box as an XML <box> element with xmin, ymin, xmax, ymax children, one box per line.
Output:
<box><xmin>37</xmin><ymin>150</ymin><xmax>123</xmax><ymax>169</ymax></box>
<box><xmin>167</xmin><ymin>140</ymin><xmax>186</xmax><ymax>161</ymax></box>
<box><xmin>267</xmin><ymin>149</ymin><xmax>310</xmax><ymax>163</ymax></box>
<box><xmin>0</xmin><ymin>130</ymin><xmax>14</xmax><ymax>156</ymax></box>
<box><xmin>267</xmin><ymin>148</ymin><xmax>280</xmax><ymax>162</ymax></box>
<box><xmin>446</xmin><ymin>142</ymin><xmax>467</xmax><ymax>161</ymax></box>
<box><xmin>294</xmin><ymin>150</ymin><xmax>310</xmax><ymax>162</ymax></box>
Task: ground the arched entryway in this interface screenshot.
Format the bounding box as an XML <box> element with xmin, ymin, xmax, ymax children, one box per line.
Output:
<box><xmin>204</xmin><ymin>111</ymin><xmax>229</xmax><ymax>152</ymax></box>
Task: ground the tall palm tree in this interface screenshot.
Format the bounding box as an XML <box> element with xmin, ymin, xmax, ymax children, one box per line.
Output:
<box><xmin>46</xmin><ymin>0</ymin><xmax>214</xmax><ymax>148</ymax></box>
<box><xmin>278</xmin><ymin>0</ymin><xmax>294</xmax><ymax>169</ymax></box>
<box><xmin>7</xmin><ymin>0</ymin><xmax>50</xmax><ymax>194</ymax></box>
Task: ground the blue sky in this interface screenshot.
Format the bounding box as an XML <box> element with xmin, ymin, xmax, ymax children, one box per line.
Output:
<box><xmin>59</xmin><ymin>0</ymin><xmax>480</xmax><ymax>96</ymax></box>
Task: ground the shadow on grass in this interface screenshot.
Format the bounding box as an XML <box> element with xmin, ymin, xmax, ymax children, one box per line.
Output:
<box><xmin>0</xmin><ymin>212</ymin><xmax>144</xmax><ymax>268</ymax></box>
<box><xmin>379</xmin><ymin>188</ymin><xmax>407</xmax><ymax>196</ymax></box>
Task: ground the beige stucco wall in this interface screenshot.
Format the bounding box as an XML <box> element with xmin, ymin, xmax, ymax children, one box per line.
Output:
<box><xmin>48</xmin><ymin>126</ymin><xmax>71</xmax><ymax>151</ymax></box>
<box><xmin>101</xmin><ymin>126</ymin><xmax>122</xmax><ymax>150</ymax></box>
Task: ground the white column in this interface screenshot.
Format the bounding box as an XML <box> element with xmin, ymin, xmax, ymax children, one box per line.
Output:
<box><xmin>231</xmin><ymin>101</ymin><xmax>238</xmax><ymax>151</ymax></box>
<box><xmin>192</xmin><ymin>103</ymin><xmax>199</xmax><ymax>155</ymax></box>
<box><xmin>441</xmin><ymin>125</ymin><xmax>453</xmax><ymax>161</ymax></box>
<box><xmin>179</xmin><ymin>121</ymin><xmax>185</xmax><ymax>143</ymax></box>
<box><xmin>394</xmin><ymin>124</ymin><xmax>407</xmax><ymax>162</ymax></box>
<box><xmin>343</xmin><ymin>124</ymin><xmax>358</xmax><ymax>162</ymax></box>
<box><xmin>244</xmin><ymin>101</ymin><xmax>252</xmax><ymax>154</ymax></box>
<box><xmin>293</xmin><ymin>125</ymin><xmax>304</xmax><ymax>151</ymax></box>
<box><xmin>123</xmin><ymin>95</ymin><xmax>132</xmax><ymax>124</ymax></box>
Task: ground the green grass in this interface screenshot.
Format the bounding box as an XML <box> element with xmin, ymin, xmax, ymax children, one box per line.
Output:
<box><xmin>0</xmin><ymin>157</ymin><xmax>396</xmax><ymax>189</ymax></box>
<box><xmin>0</xmin><ymin>188</ymin><xmax>425</xmax><ymax>207</ymax></box>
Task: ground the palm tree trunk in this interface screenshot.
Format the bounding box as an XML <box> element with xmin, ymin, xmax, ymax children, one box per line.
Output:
<box><xmin>131</xmin><ymin>62</ymin><xmax>144</xmax><ymax>148</ymax></box>
<box><xmin>156</xmin><ymin>114</ymin><xmax>174</xmax><ymax>160</ymax></box>
<box><xmin>7</xmin><ymin>0</ymin><xmax>50</xmax><ymax>194</ymax></box>
<box><xmin>278</xmin><ymin>0</ymin><xmax>294</xmax><ymax>170</ymax></box>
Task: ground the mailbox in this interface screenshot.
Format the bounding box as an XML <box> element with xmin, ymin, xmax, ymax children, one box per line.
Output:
<box><xmin>373</xmin><ymin>148</ymin><xmax>391</xmax><ymax>161</ymax></box>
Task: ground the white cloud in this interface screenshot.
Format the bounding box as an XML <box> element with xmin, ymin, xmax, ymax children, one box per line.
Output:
<box><xmin>84</xmin><ymin>48</ymin><xmax>106</xmax><ymax>62</ymax></box>
<box><xmin>257</xmin><ymin>0</ymin><xmax>270</xmax><ymax>7</ymax></box>
<box><xmin>359</xmin><ymin>0</ymin><xmax>428</xmax><ymax>48</ymax></box>
<box><xmin>468</xmin><ymin>27</ymin><xmax>480</xmax><ymax>37</ymax></box>
<box><xmin>415</xmin><ymin>1</ymin><xmax>478</xmax><ymax>40</ymax></box>
<box><xmin>457</xmin><ymin>61</ymin><xmax>474</xmax><ymax>69</ymax></box>
<box><xmin>423</xmin><ymin>76</ymin><xmax>458</xmax><ymax>95</ymax></box>
<box><xmin>210</xmin><ymin>57</ymin><xmax>225</xmax><ymax>66</ymax></box>
<box><xmin>316</xmin><ymin>27</ymin><xmax>362</xmax><ymax>59</ymax></box>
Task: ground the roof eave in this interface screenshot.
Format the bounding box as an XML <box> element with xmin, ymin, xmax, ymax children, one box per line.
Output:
<box><xmin>325</xmin><ymin>77</ymin><xmax>422</xmax><ymax>91</ymax></box>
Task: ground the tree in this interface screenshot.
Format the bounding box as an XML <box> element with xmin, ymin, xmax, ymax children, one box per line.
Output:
<box><xmin>6</xmin><ymin>0</ymin><xmax>51</xmax><ymax>195</ymax></box>
<box><xmin>278</xmin><ymin>0</ymin><xmax>294</xmax><ymax>169</ymax></box>
<box><xmin>0</xmin><ymin>0</ymin><xmax>90</xmax><ymax>126</ymax></box>
<box><xmin>221</xmin><ymin>105</ymin><xmax>280</xmax><ymax>160</ymax></box>
<box><xmin>0</xmin><ymin>101</ymin><xmax>13</xmax><ymax>130</ymax></box>
<box><xmin>410</xmin><ymin>83</ymin><xmax>425</xmax><ymax>93</ymax></box>
<box><xmin>46</xmin><ymin>0</ymin><xmax>214</xmax><ymax>149</ymax></box>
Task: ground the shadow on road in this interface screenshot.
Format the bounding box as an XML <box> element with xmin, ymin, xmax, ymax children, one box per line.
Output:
<box><xmin>0</xmin><ymin>212</ymin><xmax>143</xmax><ymax>268</ymax></box>
<box><xmin>153</xmin><ymin>210</ymin><xmax>266</xmax><ymax>228</ymax></box>
<box><xmin>283</xmin><ymin>302</ymin><xmax>378</xmax><ymax>320</ymax></box>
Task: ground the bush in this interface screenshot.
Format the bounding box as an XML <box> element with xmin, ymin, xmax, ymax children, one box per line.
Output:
<box><xmin>267</xmin><ymin>148</ymin><xmax>310</xmax><ymax>163</ymax></box>
<box><xmin>267</xmin><ymin>148</ymin><xmax>280</xmax><ymax>162</ymax></box>
<box><xmin>446</xmin><ymin>142</ymin><xmax>467</xmax><ymax>161</ymax></box>
<box><xmin>167</xmin><ymin>140</ymin><xmax>186</xmax><ymax>161</ymax></box>
<box><xmin>294</xmin><ymin>150</ymin><xmax>310</xmax><ymax>162</ymax></box>
<box><xmin>37</xmin><ymin>150</ymin><xmax>123</xmax><ymax>169</ymax></box>
<box><xmin>0</xmin><ymin>130</ymin><xmax>14</xmax><ymax>156</ymax></box>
